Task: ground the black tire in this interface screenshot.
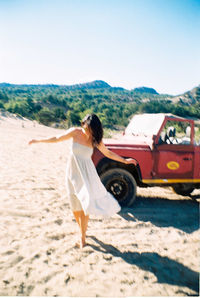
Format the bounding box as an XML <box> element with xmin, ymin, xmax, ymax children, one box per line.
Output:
<box><xmin>100</xmin><ymin>168</ymin><xmax>137</xmax><ymax>207</ymax></box>
<box><xmin>172</xmin><ymin>184</ymin><xmax>194</xmax><ymax>196</ymax></box>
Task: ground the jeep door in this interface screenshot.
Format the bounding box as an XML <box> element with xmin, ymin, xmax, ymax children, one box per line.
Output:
<box><xmin>153</xmin><ymin>119</ymin><xmax>194</xmax><ymax>179</ymax></box>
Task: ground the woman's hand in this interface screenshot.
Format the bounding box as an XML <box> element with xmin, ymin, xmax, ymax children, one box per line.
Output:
<box><xmin>28</xmin><ymin>139</ymin><xmax>38</xmax><ymax>145</ymax></box>
<box><xmin>124</xmin><ymin>158</ymin><xmax>137</xmax><ymax>166</ymax></box>
<box><xmin>28</xmin><ymin>127</ymin><xmax>78</xmax><ymax>146</ymax></box>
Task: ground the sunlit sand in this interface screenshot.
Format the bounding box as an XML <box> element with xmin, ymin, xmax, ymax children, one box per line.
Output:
<box><xmin>0</xmin><ymin>111</ymin><xmax>199</xmax><ymax>296</ymax></box>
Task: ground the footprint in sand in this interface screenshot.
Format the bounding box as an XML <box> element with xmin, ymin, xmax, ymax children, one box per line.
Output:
<box><xmin>54</xmin><ymin>219</ymin><xmax>63</xmax><ymax>225</ymax></box>
<box><xmin>2</xmin><ymin>250</ymin><xmax>15</xmax><ymax>256</ymax></box>
<box><xmin>47</xmin><ymin>233</ymin><xmax>66</xmax><ymax>241</ymax></box>
<box><xmin>10</xmin><ymin>256</ymin><xmax>24</xmax><ymax>266</ymax></box>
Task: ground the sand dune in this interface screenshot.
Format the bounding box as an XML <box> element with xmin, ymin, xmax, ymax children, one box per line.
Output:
<box><xmin>0</xmin><ymin>111</ymin><xmax>199</xmax><ymax>296</ymax></box>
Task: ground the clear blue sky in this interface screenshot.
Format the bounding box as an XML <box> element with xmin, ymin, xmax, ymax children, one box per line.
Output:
<box><xmin>0</xmin><ymin>0</ymin><xmax>199</xmax><ymax>95</ymax></box>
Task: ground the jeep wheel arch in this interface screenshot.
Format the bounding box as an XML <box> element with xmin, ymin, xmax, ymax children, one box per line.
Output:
<box><xmin>96</xmin><ymin>157</ymin><xmax>141</xmax><ymax>184</ymax></box>
<box><xmin>100</xmin><ymin>168</ymin><xmax>137</xmax><ymax>207</ymax></box>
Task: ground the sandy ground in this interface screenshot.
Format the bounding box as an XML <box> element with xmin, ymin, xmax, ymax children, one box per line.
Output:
<box><xmin>0</xmin><ymin>111</ymin><xmax>199</xmax><ymax>297</ymax></box>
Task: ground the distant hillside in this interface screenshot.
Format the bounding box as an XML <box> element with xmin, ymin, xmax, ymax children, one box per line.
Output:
<box><xmin>132</xmin><ymin>87</ymin><xmax>158</xmax><ymax>95</ymax></box>
<box><xmin>171</xmin><ymin>85</ymin><xmax>200</xmax><ymax>105</ymax></box>
<box><xmin>0</xmin><ymin>80</ymin><xmax>111</xmax><ymax>89</ymax></box>
<box><xmin>0</xmin><ymin>80</ymin><xmax>199</xmax><ymax>128</ymax></box>
<box><xmin>65</xmin><ymin>80</ymin><xmax>111</xmax><ymax>90</ymax></box>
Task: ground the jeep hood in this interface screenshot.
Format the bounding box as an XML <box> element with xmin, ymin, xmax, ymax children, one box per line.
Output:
<box><xmin>125</xmin><ymin>113</ymin><xmax>165</xmax><ymax>136</ymax></box>
<box><xmin>104</xmin><ymin>135</ymin><xmax>153</xmax><ymax>150</ymax></box>
<box><xmin>104</xmin><ymin>113</ymin><xmax>166</xmax><ymax>150</ymax></box>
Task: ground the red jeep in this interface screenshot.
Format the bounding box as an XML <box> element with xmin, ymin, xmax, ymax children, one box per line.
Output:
<box><xmin>92</xmin><ymin>113</ymin><xmax>200</xmax><ymax>206</ymax></box>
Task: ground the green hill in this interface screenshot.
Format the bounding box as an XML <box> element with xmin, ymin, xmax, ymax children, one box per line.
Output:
<box><xmin>0</xmin><ymin>81</ymin><xmax>199</xmax><ymax>129</ymax></box>
<box><xmin>132</xmin><ymin>86</ymin><xmax>158</xmax><ymax>95</ymax></box>
<box><xmin>171</xmin><ymin>85</ymin><xmax>200</xmax><ymax>105</ymax></box>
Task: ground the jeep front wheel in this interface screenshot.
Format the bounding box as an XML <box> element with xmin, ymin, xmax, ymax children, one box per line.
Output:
<box><xmin>172</xmin><ymin>184</ymin><xmax>194</xmax><ymax>196</ymax></box>
<box><xmin>100</xmin><ymin>168</ymin><xmax>137</xmax><ymax>207</ymax></box>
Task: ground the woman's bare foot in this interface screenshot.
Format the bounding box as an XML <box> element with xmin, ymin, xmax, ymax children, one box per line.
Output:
<box><xmin>75</xmin><ymin>238</ymin><xmax>87</xmax><ymax>249</ymax></box>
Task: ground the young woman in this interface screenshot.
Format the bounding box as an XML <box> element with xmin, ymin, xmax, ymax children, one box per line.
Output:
<box><xmin>29</xmin><ymin>114</ymin><xmax>136</xmax><ymax>248</ymax></box>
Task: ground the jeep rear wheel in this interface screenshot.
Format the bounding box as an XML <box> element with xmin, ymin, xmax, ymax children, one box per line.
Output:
<box><xmin>172</xmin><ymin>184</ymin><xmax>194</xmax><ymax>196</ymax></box>
<box><xmin>100</xmin><ymin>168</ymin><xmax>137</xmax><ymax>207</ymax></box>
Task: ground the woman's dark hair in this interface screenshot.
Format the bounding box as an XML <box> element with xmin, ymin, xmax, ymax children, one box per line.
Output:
<box><xmin>81</xmin><ymin>114</ymin><xmax>103</xmax><ymax>146</ymax></box>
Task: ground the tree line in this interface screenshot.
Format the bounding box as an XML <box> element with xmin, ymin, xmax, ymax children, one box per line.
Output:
<box><xmin>0</xmin><ymin>83</ymin><xmax>199</xmax><ymax>129</ymax></box>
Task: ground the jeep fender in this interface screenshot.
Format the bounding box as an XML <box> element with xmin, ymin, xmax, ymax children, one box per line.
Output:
<box><xmin>96</xmin><ymin>157</ymin><xmax>142</xmax><ymax>185</ymax></box>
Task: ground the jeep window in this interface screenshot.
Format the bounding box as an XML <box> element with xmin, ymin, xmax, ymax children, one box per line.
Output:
<box><xmin>159</xmin><ymin>120</ymin><xmax>191</xmax><ymax>145</ymax></box>
<box><xmin>194</xmin><ymin>125</ymin><xmax>200</xmax><ymax>145</ymax></box>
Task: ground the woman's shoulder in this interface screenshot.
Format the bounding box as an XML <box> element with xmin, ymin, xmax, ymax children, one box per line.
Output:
<box><xmin>66</xmin><ymin>126</ymin><xmax>81</xmax><ymax>132</ymax></box>
<box><xmin>66</xmin><ymin>127</ymin><xmax>82</xmax><ymax>136</ymax></box>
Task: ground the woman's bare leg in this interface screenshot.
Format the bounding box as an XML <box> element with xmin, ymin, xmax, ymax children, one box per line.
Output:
<box><xmin>73</xmin><ymin>211</ymin><xmax>81</xmax><ymax>228</ymax></box>
<box><xmin>73</xmin><ymin>211</ymin><xmax>89</xmax><ymax>248</ymax></box>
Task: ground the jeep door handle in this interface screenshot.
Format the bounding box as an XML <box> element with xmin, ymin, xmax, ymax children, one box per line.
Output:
<box><xmin>183</xmin><ymin>157</ymin><xmax>192</xmax><ymax>161</ymax></box>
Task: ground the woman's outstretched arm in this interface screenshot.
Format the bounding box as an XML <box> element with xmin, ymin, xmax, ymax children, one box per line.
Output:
<box><xmin>96</xmin><ymin>141</ymin><xmax>137</xmax><ymax>165</ymax></box>
<box><xmin>29</xmin><ymin>127</ymin><xmax>77</xmax><ymax>145</ymax></box>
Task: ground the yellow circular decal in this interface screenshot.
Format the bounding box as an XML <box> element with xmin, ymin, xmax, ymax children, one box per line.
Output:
<box><xmin>167</xmin><ymin>161</ymin><xmax>180</xmax><ymax>170</ymax></box>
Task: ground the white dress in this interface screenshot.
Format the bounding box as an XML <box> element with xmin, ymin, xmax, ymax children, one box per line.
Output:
<box><xmin>66</xmin><ymin>141</ymin><xmax>121</xmax><ymax>217</ymax></box>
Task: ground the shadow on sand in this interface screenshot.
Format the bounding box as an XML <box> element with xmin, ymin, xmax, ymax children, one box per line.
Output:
<box><xmin>89</xmin><ymin>236</ymin><xmax>199</xmax><ymax>294</ymax></box>
<box><xmin>119</xmin><ymin>196</ymin><xmax>199</xmax><ymax>233</ymax></box>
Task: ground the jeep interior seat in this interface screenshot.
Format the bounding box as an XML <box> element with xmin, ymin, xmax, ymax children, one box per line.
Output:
<box><xmin>166</xmin><ymin>126</ymin><xmax>177</xmax><ymax>144</ymax></box>
<box><xmin>182</xmin><ymin>126</ymin><xmax>191</xmax><ymax>145</ymax></box>
<box><xmin>158</xmin><ymin>131</ymin><xmax>166</xmax><ymax>144</ymax></box>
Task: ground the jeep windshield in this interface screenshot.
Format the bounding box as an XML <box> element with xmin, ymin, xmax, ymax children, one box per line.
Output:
<box><xmin>125</xmin><ymin>113</ymin><xmax>165</xmax><ymax>137</ymax></box>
